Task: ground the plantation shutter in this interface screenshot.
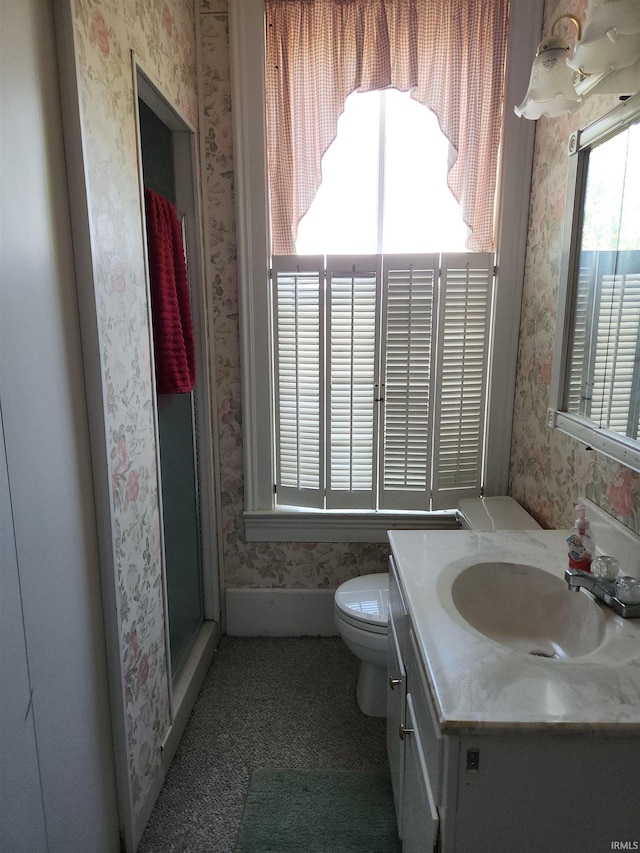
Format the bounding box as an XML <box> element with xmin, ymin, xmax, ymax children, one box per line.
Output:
<box><xmin>326</xmin><ymin>255</ymin><xmax>381</xmax><ymax>509</ymax></box>
<box><xmin>566</xmin><ymin>253</ymin><xmax>597</xmax><ymax>417</ymax></box>
<box><xmin>272</xmin><ymin>255</ymin><xmax>325</xmax><ymax>508</ymax></box>
<box><xmin>272</xmin><ymin>252</ymin><xmax>493</xmax><ymax>512</ymax></box>
<box><xmin>379</xmin><ymin>255</ymin><xmax>438</xmax><ymax>510</ymax></box>
<box><xmin>588</xmin><ymin>251</ymin><xmax>640</xmax><ymax>439</ymax></box>
<box><xmin>431</xmin><ymin>253</ymin><xmax>493</xmax><ymax>510</ymax></box>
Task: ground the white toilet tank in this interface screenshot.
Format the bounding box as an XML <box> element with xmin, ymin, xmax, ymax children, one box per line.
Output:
<box><xmin>458</xmin><ymin>496</ymin><xmax>541</xmax><ymax>532</ymax></box>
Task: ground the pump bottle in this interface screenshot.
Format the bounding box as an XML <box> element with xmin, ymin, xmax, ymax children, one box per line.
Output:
<box><xmin>567</xmin><ymin>503</ymin><xmax>595</xmax><ymax>572</ymax></box>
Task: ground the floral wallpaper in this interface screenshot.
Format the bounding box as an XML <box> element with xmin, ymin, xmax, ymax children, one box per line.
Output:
<box><xmin>69</xmin><ymin>0</ymin><xmax>199</xmax><ymax>833</ymax></box>
<box><xmin>199</xmin><ymin>0</ymin><xmax>390</xmax><ymax>590</ymax></box>
<box><xmin>510</xmin><ymin>0</ymin><xmax>640</xmax><ymax>534</ymax></box>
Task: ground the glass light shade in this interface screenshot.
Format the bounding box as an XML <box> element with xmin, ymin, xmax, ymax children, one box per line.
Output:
<box><xmin>515</xmin><ymin>38</ymin><xmax>582</xmax><ymax>120</ymax></box>
<box><xmin>568</xmin><ymin>0</ymin><xmax>640</xmax><ymax>74</ymax></box>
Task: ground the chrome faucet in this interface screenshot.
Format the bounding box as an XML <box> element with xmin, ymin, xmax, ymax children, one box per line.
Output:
<box><xmin>565</xmin><ymin>567</ymin><xmax>640</xmax><ymax>618</ymax></box>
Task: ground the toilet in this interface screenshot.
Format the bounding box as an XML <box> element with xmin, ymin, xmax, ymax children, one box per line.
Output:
<box><xmin>334</xmin><ymin>573</ymin><xmax>389</xmax><ymax>717</ymax></box>
<box><xmin>334</xmin><ymin>496</ymin><xmax>541</xmax><ymax>717</ymax></box>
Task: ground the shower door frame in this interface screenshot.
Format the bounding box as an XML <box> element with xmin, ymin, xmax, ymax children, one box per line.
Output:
<box><xmin>134</xmin><ymin>60</ymin><xmax>222</xmax><ymax>738</ymax></box>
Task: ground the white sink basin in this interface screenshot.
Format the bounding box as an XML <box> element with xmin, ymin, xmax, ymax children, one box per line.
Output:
<box><xmin>451</xmin><ymin>561</ymin><xmax>606</xmax><ymax>659</ymax></box>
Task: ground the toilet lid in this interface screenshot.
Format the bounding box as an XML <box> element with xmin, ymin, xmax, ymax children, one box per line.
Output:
<box><xmin>334</xmin><ymin>573</ymin><xmax>389</xmax><ymax>629</ymax></box>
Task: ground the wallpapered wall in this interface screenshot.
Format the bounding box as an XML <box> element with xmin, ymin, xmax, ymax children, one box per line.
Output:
<box><xmin>200</xmin><ymin>0</ymin><xmax>391</xmax><ymax>589</ymax></box>
<box><xmin>510</xmin><ymin>0</ymin><xmax>640</xmax><ymax>535</ymax></box>
<box><xmin>70</xmin><ymin>0</ymin><xmax>199</xmax><ymax>823</ymax></box>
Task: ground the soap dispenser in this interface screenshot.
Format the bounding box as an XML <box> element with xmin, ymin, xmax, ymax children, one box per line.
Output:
<box><xmin>567</xmin><ymin>503</ymin><xmax>595</xmax><ymax>572</ymax></box>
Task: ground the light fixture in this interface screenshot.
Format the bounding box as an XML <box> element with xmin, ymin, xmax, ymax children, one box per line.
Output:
<box><xmin>515</xmin><ymin>1</ymin><xmax>640</xmax><ymax>121</ymax></box>
<box><xmin>515</xmin><ymin>16</ymin><xmax>582</xmax><ymax>120</ymax></box>
<box><xmin>568</xmin><ymin>0</ymin><xmax>640</xmax><ymax>76</ymax></box>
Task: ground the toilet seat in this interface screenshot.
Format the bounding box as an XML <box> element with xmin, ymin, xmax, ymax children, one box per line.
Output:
<box><xmin>334</xmin><ymin>574</ymin><xmax>389</xmax><ymax>635</ymax></box>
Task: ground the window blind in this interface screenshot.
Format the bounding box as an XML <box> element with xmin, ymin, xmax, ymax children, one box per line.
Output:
<box><xmin>379</xmin><ymin>255</ymin><xmax>438</xmax><ymax>510</ymax></box>
<box><xmin>567</xmin><ymin>250</ymin><xmax>640</xmax><ymax>441</ymax></box>
<box><xmin>272</xmin><ymin>253</ymin><xmax>494</xmax><ymax>511</ymax></box>
<box><xmin>566</xmin><ymin>256</ymin><xmax>597</xmax><ymax>417</ymax></box>
<box><xmin>590</xmin><ymin>253</ymin><xmax>640</xmax><ymax>440</ymax></box>
<box><xmin>431</xmin><ymin>254</ymin><xmax>493</xmax><ymax>509</ymax></box>
<box><xmin>272</xmin><ymin>255</ymin><xmax>325</xmax><ymax>507</ymax></box>
<box><xmin>326</xmin><ymin>256</ymin><xmax>381</xmax><ymax>509</ymax></box>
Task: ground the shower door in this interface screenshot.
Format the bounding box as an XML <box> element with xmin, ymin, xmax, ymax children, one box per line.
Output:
<box><xmin>137</xmin><ymin>95</ymin><xmax>211</xmax><ymax>681</ymax></box>
<box><xmin>156</xmin><ymin>394</ymin><xmax>203</xmax><ymax>676</ymax></box>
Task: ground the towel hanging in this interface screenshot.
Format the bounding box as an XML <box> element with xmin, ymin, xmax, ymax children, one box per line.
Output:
<box><xmin>144</xmin><ymin>187</ymin><xmax>196</xmax><ymax>395</ymax></box>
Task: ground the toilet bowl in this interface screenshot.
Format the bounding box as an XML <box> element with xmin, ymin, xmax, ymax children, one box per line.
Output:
<box><xmin>334</xmin><ymin>497</ymin><xmax>541</xmax><ymax>718</ymax></box>
<box><xmin>334</xmin><ymin>573</ymin><xmax>389</xmax><ymax>717</ymax></box>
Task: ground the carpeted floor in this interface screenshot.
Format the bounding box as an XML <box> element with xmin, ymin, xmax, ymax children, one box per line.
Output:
<box><xmin>138</xmin><ymin>637</ymin><xmax>391</xmax><ymax>853</ymax></box>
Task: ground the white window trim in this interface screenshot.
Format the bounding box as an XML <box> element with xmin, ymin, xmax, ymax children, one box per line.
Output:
<box><xmin>229</xmin><ymin>0</ymin><xmax>543</xmax><ymax>542</ymax></box>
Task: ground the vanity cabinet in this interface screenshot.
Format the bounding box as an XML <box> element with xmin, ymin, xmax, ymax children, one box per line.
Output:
<box><xmin>386</xmin><ymin>551</ymin><xmax>640</xmax><ymax>853</ymax></box>
<box><xmin>388</xmin><ymin>555</ymin><xmax>442</xmax><ymax>852</ymax></box>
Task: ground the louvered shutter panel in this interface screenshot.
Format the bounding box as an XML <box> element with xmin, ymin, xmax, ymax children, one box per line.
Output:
<box><xmin>272</xmin><ymin>256</ymin><xmax>325</xmax><ymax>508</ymax></box>
<box><xmin>589</xmin><ymin>251</ymin><xmax>640</xmax><ymax>439</ymax></box>
<box><xmin>379</xmin><ymin>255</ymin><xmax>438</xmax><ymax>510</ymax></box>
<box><xmin>326</xmin><ymin>255</ymin><xmax>381</xmax><ymax>509</ymax></box>
<box><xmin>566</xmin><ymin>252</ymin><xmax>597</xmax><ymax>419</ymax></box>
<box><xmin>432</xmin><ymin>253</ymin><xmax>493</xmax><ymax>510</ymax></box>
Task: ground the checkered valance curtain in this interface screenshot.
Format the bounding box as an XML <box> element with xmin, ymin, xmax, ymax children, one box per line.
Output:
<box><xmin>265</xmin><ymin>0</ymin><xmax>509</xmax><ymax>255</ymax></box>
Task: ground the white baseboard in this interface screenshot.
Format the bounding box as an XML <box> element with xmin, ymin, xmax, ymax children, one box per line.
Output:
<box><xmin>226</xmin><ymin>588</ymin><xmax>338</xmax><ymax>636</ymax></box>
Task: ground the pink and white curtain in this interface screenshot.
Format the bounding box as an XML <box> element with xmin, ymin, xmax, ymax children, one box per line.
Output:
<box><xmin>265</xmin><ymin>0</ymin><xmax>509</xmax><ymax>254</ymax></box>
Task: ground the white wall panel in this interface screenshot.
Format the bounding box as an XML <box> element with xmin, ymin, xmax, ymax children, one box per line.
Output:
<box><xmin>0</xmin><ymin>415</ymin><xmax>47</xmax><ymax>851</ymax></box>
<box><xmin>0</xmin><ymin>1</ymin><xmax>119</xmax><ymax>849</ymax></box>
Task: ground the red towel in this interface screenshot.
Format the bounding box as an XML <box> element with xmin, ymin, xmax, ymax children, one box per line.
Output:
<box><xmin>144</xmin><ymin>187</ymin><xmax>196</xmax><ymax>394</ymax></box>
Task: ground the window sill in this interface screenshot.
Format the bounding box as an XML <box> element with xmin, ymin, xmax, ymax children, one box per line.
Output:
<box><xmin>243</xmin><ymin>509</ymin><xmax>460</xmax><ymax>543</ymax></box>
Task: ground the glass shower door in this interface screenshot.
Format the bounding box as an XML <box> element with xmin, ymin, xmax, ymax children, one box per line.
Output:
<box><xmin>157</xmin><ymin>393</ymin><xmax>203</xmax><ymax>678</ymax></box>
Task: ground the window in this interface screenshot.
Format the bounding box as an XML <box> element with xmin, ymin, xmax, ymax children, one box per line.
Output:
<box><xmin>266</xmin><ymin>2</ymin><xmax>500</xmax><ymax>514</ymax></box>
<box><xmin>296</xmin><ymin>89</ymin><xmax>469</xmax><ymax>255</ymax></box>
<box><xmin>271</xmin><ymin>86</ymin><xmax>493</xmax><ymax>514</ymax></box>
<box><xmin>229</xmin><ymin>0</ymin><xmax>541</xmax><ymax>540</ymax></box>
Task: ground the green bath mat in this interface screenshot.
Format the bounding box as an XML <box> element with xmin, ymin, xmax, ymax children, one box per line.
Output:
<box><xmin>234</xmin><ymin>768</ymin><xmax>401</xmax><ymax>853</ymax></box>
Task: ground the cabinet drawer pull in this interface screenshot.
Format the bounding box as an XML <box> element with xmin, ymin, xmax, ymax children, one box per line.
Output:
<box><xmin>399</xmin><ymin>723</ymin><xmax>414</xmax><ymax>740</ymax></box>
<box><xmin>389</xmin><ymin>677</ymin><xmax>401</xmax><ymax>690</ymax></box>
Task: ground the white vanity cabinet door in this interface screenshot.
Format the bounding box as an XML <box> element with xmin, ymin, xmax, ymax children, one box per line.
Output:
<box><xmin>401</xmin><ymin>693</ymin><xmax>440</xmax><ymax>853</ymax></box>
<box><xmin>388</xmin><ymin>553</ymin><xmax>443</xmax><ymax>851</ymax></box>
<box><xmin>387</xmin><ymin>615</ymin><xmax>406</xmax><ymax>833</ymax></box>
<box><xmin>388</xmin><ymin>554</ymin><xmax>411</xmax><ymax>831</ymax></box>
<box><xmin>406</xmin><ymin>630</ymin><xmax>443</xmax><ymax>805</ymax></box>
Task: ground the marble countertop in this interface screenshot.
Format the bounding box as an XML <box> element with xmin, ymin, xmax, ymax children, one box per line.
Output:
<box><xmin>388</xmin><ymin>529</ymin><xmax>640</xmax><ymax>735</ymax></box>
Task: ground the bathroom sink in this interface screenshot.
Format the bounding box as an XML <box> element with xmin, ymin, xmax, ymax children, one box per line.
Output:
<box><xmin>451</xmin><ymin>562</ymin><xmax>606</xmax><ymax>659</ymax></box>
